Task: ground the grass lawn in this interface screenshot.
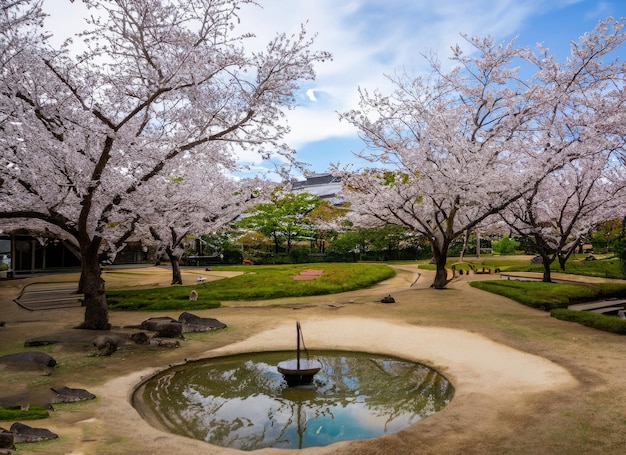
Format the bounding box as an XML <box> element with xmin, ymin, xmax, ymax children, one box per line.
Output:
<box><xmin>106</xmin><ymin>263</ymin><xmax>395</xmax><ymax>311</ymax></box>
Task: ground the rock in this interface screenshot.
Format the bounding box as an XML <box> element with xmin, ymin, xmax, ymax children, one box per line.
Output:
<box><xmin>0</xmin><ymin>351</ymin><xmax>57</xmax><ymax>368</ymax></box>
<box><xmin>0</xmin><ymin>429</ymin><xmax>14</xmax><ymax>449</ymax></box>
<box><xmin>139</xmin><ymin>317</ymin><xmax>183</xmax><ymax>339</ymax></box>
<box><xmin>155</xmin><ymin>322</ymin><xmax>183</xmax><ymax>339</ymax></box>
<box><xmin>380</xmin><ymin>295</ymin><xmax>395</xmax><ymax>304</ymax></box>
<box><xmin>530</xmin><ymin>255</ymin><xmax>543</xmax><ymax>264</ymax></box>
<box><xmin>149</xmin><ymin>338</ymin><xmax>180</xmax><ymax>348</ymax></box>
<box><xmin>50</xmin><ymin>387</ymin><xmax>96</xmax><ymax>404</ymax></box>
<box><xmin>23</xmin><ymin>337</ymin><xmax>60</xmax><ymax>347</ymax></box>
<box><xmin>10</xmin><ymin>422</ymin><xmax>58</xmax><ymax>444</ymax></box>
<box><xmin>139</xmin><ymin>316</ymin><xmax>177</xmax><ymax>332</ymax></box>
<box><xmin>92</xmin><ymin>335</ymin><xmax>124</xmax><ymax>356</ymax></box>
<box><xmin>178</xmin><ymin>312</ymin><xmax>227</xmax><ymax>333</ymax></box>
<box><xmin>130</xmin><ymin>332</ymin><xmax>150</xmax><ymax>345</ymax></box>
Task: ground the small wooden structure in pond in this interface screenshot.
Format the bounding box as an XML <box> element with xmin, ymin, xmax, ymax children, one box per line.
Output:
<box><xmin>277</xmin><ymin>321</ymin><xmax>321</xmax><ymax>387</ymax></box>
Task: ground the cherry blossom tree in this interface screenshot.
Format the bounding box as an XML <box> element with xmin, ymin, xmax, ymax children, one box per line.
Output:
<box><xmin>339</xmin><ymin>18</ymin><xmax>626</xmax><ymax>289</ymax></box>
<box><xmin>0</xmin><ymin>0</ymin><xmax>330</xmax><ymax>329</ymax></box>
<box><xmin>126</xmin><ymin>157</ymin><xmax>269</xmax><ymax>285</ymax></box>
<box><xmin>500</xmin><ymin>152</ymin><xmax>626</xmax><ymax>282</ymax></box>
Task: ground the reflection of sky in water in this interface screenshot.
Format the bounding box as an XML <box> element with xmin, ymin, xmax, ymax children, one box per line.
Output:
<box><xmin>141</xmin><ymin>352</ymin><xmax>454</xmax><ymax>450</ymax></box>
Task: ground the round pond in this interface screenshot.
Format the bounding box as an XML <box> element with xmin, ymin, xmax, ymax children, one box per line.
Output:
<box><xmin>133</xmin><ymin>351</ymin><xmax>454</xmax><ymax>451</ymax></box>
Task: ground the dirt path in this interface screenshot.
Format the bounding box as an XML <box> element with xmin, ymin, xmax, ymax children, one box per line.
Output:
<box><xmin>1</xmin><ymin>265</ymin><xmax>626</xmax><ymax>454</ymax></box>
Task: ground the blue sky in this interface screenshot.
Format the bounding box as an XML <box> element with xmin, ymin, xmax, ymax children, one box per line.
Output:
<box><xmin>43</xmin><ymin>0</ymin><xmax>626</xmax><ymax>180</ymax></box>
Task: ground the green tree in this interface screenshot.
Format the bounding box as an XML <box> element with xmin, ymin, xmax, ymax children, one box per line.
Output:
<box><xmin>491</xmin><ymin>235</ymin><xmax>520</xmax><ymax>255</ymax></box>
<box><xmin>237</xmin><ymin>189</ymin><xmax>322</xmax><ymax>253</ymax></box>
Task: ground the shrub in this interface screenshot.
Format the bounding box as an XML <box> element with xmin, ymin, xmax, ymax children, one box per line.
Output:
<box><xmin>222</xmin><ymin>248</ymin><xmax>244</xmax><ymax>264</ymax></box>
<box><xmin>551</xmin><ymin>309</ymin><xmax>626</xmax><ymax>334</ymax></box>
<box><xmin>492</xmin><ymin>235</ymin><xmax>520</xmax><ymax>255</ymax></box>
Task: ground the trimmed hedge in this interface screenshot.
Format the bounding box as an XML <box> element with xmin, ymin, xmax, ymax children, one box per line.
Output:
<box><xmin>551</xmin><ymin>308</ymin><xmax>626</xmax><ymax>335</ymax></box>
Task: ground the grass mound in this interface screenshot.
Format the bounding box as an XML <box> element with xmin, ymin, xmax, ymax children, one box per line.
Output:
<box><xmin>107</xmin><ymin>263</ymin><xmax>395</xmax><ymax>311</ymax></box>
<box><xmin>551</xmin><ymin>309</ymin><xmax>626</xmax><ymax>334</ymax></box>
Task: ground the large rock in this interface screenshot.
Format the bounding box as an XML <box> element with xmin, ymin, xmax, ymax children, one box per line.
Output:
<box><xmin>178</xmin><ymin>312</ymin><xmax>227</xmax><ymax>332</ymax></box>
<box><xmin>130</xmin><ymin>332</ymin><xmax>150</xmax><ymax>345</ymax></box>
<box><xmin>0</xmin><ymin>429</ymin><xmax>14</xmax><ymax>449</ymax></box>
<box><xmin>0</xmin><ymin>351</ymin><xmax>57</xmax><ymax>368</ymax></box>
<box><xmin>50</xmin><ymin>387</ymin><xmax>96</xmax><ymax>404</ymax></box>
<box><xmin>140</xmin><ymin>317</ymin><xmax>183</xmax><ymax>338</ymax></box>
<box><xmin>10</xmin><ymin>422</ymin><xmax>58</xmax><ymax>444</ymax></box>
<box><xmin>139</xmin><ymin>316</ymin><xmax>177</xmax><ymax>331</ymax></box>
<box><xmin>92</xmin><ymin>335</ymin><xmax>124</xmax><ymax>356</ymax></box>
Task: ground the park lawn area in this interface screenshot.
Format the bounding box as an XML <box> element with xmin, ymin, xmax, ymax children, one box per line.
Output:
<box><xmin>448</xmin><ymin>255</ymin><xmax>622</xmax><ymax>278</ymax></box>
<box><xmin>106</xmin><ymin>263</ymin><xmax>395</xmax><ymax>311</ymax></box>
<box><xmin>468</xmin><ymin>280</ymin><xmax>626</xmax><ymax>310</ymax></box>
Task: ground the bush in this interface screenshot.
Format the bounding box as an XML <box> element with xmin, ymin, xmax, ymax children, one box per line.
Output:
<box><xmin>0</xmin><ymin>263</ymin><xmax>7</xmax><ymax>271</ymax></box>
<box><xmin>289</xmin><ymin>248</ymin><xmax>310</xmax><ymax>264</ymax></box>
<box><xmin>492</xmin><ymin>235</ymin><xmax>520</xmax><ymax>255</ymax></box>
<box><xmin>222</xmin><ymin>248</ymin><xmax>244</xmax><ymax>264</ymax></box>
<box><xmin>551</xmin><ymin>308</ymin><xmax>626</xmax><ymax>334</ymax></box>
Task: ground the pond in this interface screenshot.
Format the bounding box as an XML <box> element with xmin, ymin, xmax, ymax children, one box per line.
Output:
<box><xmin>133</xmin><ymin>351</ymin><xmax>454</xmax><ymax>451</ymax></box>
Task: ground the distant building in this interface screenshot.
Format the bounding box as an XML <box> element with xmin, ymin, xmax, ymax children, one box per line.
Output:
<box><xmin>290</xmin><ymin>173</ymin><xmax>343</xmax><ymax>204</ymax></box>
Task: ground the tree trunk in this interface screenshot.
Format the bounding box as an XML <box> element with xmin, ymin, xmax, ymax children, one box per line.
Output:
<box><xmin>77</xmin><ymin>240</ymin><xmax>110</xmax><ymax>330</ymax></box>
<box><xmin>431</xmin><ymin>239</ymin><xmax>451</xmax><ymax>289</ymax></box>
<box><xmin>540</xmin><ymin>253</ymin><xmax>552</xmax><ymax>283</ymax></box>
<box><xmin>166</xmin><ymin>249</ymin><xmax>183</xmax><ymax>285</ymax></box>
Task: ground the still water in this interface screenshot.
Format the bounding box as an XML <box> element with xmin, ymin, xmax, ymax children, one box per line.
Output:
<box><xmin>134</xmin><ymin>351</ymin><xmax>454</xmax><ymax>451</ymax></box>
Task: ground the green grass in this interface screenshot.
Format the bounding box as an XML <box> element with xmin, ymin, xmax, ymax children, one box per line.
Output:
<box><xmin>470</xmin><ymin>279</ymin><xmax>626</xmax><ymax>335</ymax></box>
<box><xmin>551</xmin><ymin>309</ymin><xmax>626</xmax><ymax>334</ymax></box>
<box><xmin>107</xmin><ymin>263</ymin><xmax>395</xmax><ymax>311</ymax></box>
<box><xmin>469</xmin><ymin>280</ymin><xmax>601</xmax><ymax>310</ymax></box>
<box><xmin>0</xmin><ymin>405</ymin><xmax>49</xmax><ymax>420</ymax></box>
<box><xmin>422</xmin><ymin>255</ymin><xmax>624</xmax><ymax>278</ymax></box>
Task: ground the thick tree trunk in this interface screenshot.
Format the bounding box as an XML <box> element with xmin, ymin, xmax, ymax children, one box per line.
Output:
<box><xmin>77</xmin><ymin>241</ymin><xmax>110</xmax><ymax>330</ymax></box>
<box><xmin>166</xmin><ymin>249</ymin><xmax>183</xmax><ymax>285</ymax></box>
<box><xmin>540</xmin><ymin>253</ymin><xmax>552</xmax><ymax>283</ymax></box>
<box><xmin>431</xmin><ymin>239</ymin><xmax>451</xmax><ymax>289</ymax></box>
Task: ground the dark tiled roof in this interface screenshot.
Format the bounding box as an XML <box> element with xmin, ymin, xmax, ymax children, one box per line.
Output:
<box><xmin>292</xmin><ymin>174</ymin><xmax>340</xmax><ymax>189</ymax></box>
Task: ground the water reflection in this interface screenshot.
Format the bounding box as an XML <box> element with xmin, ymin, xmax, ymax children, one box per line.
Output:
<box><xmin>135</xmin><ymin>351</ymin><xmax>454</xmax><ymax>450</ymax></box>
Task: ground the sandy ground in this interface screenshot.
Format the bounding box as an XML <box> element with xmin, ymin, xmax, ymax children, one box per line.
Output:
<box><xmin>1</xmin><ymin>264</ymin><xmax>626</xmax><ymax>454</ymax></box>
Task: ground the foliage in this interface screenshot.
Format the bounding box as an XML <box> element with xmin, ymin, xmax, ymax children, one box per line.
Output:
<box><xmin>0</xmin><ymin>405</ymin><xmax>49</xmax><ymax>421</ymax></box>
<box><xmin>491</xmin><ymin>236</ymin><xmax>520</xmax><ymax>255</ymax></box>
<box><xmin>499</xmin><ymin>154</ymin><xmax>625</xmax><ymax>281</ymax></box>
<box><xmin>237</xmin><ymin>190</ymin><xmax>323</xmax><ymax>253</ymax></box>
<box><xmin>0</xmin><ymin>0</ymin><xmax>329</xmax><ymax>329</ymax></box>
<box><xmin>222</xmin><ymin>248</ymin><xmax>244</xmax><ymax>264</ymax></box>
<box><xmin>592</xmin><ymin>218</ymin><xmax>623</xmax><ymax>253</ymax></box>
<box><xmin>107</xmin><ymin>263</ymin><xmax>395</xmax><ymax>311</ymax></box>
<box><xmin>338</xmin><ymin>18</ymin><xmax>626</xmax><ymax>289</ymax></box>
<box><xmin>613</xmin><ymin>217</ymin><xmax>626</xmax><ymax>278</ymax></box>
<box><xmin>551</xmin><ymin>309</ymin><xmax>626</xmax><ymax>335</ymax></box>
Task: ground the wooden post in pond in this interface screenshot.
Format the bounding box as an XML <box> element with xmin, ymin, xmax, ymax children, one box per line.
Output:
<box><xmin>297</xmin><ymin>321</ymin><xmax>301</xmax><ymax>370</ymax></box>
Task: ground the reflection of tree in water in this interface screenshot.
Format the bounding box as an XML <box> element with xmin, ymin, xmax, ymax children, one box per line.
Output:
<box><xmin>138</xmin><ymin>351</ymin><xmax>454</xmax><ymax>450</ymax></box>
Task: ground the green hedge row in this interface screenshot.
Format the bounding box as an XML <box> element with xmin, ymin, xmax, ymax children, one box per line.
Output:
<box><xmin>551</xmin><ymin>309</ymin><xmax>626</xmax><ymax>334</ymax></box>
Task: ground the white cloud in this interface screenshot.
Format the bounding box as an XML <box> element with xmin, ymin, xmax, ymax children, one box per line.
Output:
<box><xmin>305</xmin><ymin>89</ymin><xmax>317</xmax><ymax>102</ymax></box>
